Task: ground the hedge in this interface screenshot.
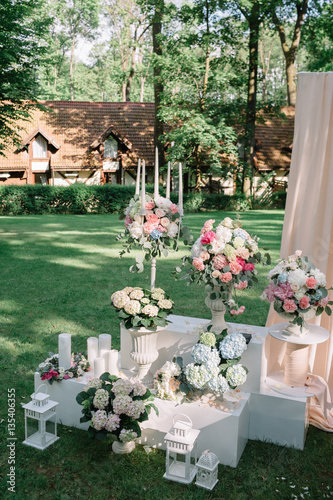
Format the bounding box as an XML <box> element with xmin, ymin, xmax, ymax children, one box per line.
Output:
<box><xmin>0</xmin><ymin>184</ymin><xmax>254</xmax><ymax>215</ymax></box>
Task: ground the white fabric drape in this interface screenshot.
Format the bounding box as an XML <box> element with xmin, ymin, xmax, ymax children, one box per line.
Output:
<box><xmin>265</xmin><ymin>72</ymin><xmax>333</xmax><ymax>430</ymax></box>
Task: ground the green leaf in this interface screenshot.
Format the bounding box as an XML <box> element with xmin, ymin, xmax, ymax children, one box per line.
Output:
<box><xmin>325</xmin><ymin>306</ymin><xmax>332</xmax><ymax>316</ymax></box>
<box><xmin>76</xmin><ymin>391</ymin><xmax>89</xmax><ymax>405</ymax></box>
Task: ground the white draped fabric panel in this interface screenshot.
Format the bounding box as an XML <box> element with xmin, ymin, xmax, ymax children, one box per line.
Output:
<box><xmin>265</xmin><ymin>72</ymin><xmax>333</xmax><ymax>430</ymax></box>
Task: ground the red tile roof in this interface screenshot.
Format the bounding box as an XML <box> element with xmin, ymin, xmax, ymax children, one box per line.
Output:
<box><xmin>0</xmin><ymin>101</ymin><xmax>155</xmax><ymax>170</ymax></box>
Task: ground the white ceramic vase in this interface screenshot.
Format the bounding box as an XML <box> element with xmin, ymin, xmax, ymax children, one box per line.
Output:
<box><xmin>279</xmin><ymin>309</ymin><xmax>316</xmax><ymax>338</ymax></box>
<box><xmin>112</xmin><ymin>440</ymin><xmax>135</xmax><ymax>454</ymax></box>
<box><xmin>128</xmin><ymin>325</ymin><xmax>164</xmax><ymax>387</ymax></box>
<box><xmin>205</xmin><ymin>295</ymin><xmax>231</xmax><ymax>334</ymax></box>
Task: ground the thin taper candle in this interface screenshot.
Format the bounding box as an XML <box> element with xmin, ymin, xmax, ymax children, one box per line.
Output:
<box><xmin>140</xmin><ymin>160</ymin><xmax>146</xmax><ymax>215</ymax></box>
<box><xmin>178</xmin><ymin>162</ymin><xmax>183</xmax><ymax>216</ymax></box>
<box><xmin>154</xmin><ymin>147</ymin><xmax>159</xmax><ymax>200</ymax></box>
<box><xmin>166</xmin><ymin>161</ymin><xmax>171</xmax><ymax>199</ymax></box>
<box><xmin>135</xmin><ymin>158</ymin><xmax>141</xmax><ymax>195</ymax></box>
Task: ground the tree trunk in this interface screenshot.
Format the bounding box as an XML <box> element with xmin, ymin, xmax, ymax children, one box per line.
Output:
<box><xmin>152</xmin><ymin>0</ymin><xmax>164</xmax><ymax>169</ymax></box>
<box><xmin>272</xmin><ymin>0</ymin><xmax>308</xmax><ymax>107</ymax></box>
<box><xmin>243</xmin><ymin>2</ymin><xmax>260</xmax><ymax>195</ymax></box>
<box><xmin>70</xmin><ymin>35</ymin><xmax>75</xmax><ymax>101</ymax></box>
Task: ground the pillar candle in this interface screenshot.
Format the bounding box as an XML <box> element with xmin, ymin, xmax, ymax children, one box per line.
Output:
<box><xmin>154</xmin><ymin>147</ymin><xmax>159</xmax><ymax>200</ymax></box>
<box><xmin>178</xmin><ymin>162</ymin><xmax>183</xmax><ymax>216</ymax></box>
<box><xmin>58</xmin><ymin>333</ymin><xmax>71</xmax><ymax>370</ymax></box>
<box><xmin>107</xmin><ymin>350</ymin><xmax>120</xmax><ymax>376</ymax></box>
<box><xmin>94</xmin><ymin>357</ymin><xmax>105</xmax><ymax>378</ymax></box>
<box><xmin>166</xmin><ymin>161</ymin><xmax>171</xmax><ymax>199</ymax></box>
<box><xmin>87</xmin><ymin>337</ymin><xmax>99</xmax><ymax>366</ymax></box>
<box><xmin>140</xmin><ymin>160</ymin><xmax>146</xmax><ymax>215</ymax></box>
<box><xmin>99</xmin><ymin>333</ymin><xmax>111</xmax><ymax>353</ymax></box>
<box><xmin>135</xmin><ymin>158</ymin><xmax>141</xmax><ymax>196</ymax></box>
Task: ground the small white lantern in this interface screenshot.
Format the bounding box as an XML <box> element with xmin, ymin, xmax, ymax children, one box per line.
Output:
<box><xmin>195</xmin><ymin>449</ymin><xmax>220</xmax><ymax>490</ymax></box>
<box><xmin>22</xmin><ymin>385</ymin><xmax>59</xmax><ymax>450</ymax></box>
<box><xmin>163</xmin><ymin>413</ymin><xmax>200</xmax><ymax>484</ymax></box>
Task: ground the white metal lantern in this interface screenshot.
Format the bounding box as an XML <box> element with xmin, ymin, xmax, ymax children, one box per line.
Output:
<box><xmin>195</xmin><ymin>449</ymin><xmax>220</xmax><ymax>490</ymax></box>
<box><xmin>22</xmin><ymin>385</ymin><xmax>59</xmax><ymax>450</ymax></box>
<box><xmin>163</xmin><ymin>413</ymin><xmax>200</xmax><ymax>484</ymax></box>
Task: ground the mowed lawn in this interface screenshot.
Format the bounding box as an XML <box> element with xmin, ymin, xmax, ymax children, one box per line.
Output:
<box><xmin>0</xmin><ymin>211</ymin><xmax>332</xmax><ymax>500</ymax></box>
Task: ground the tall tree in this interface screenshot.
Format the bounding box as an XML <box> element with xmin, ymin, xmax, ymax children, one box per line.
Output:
<box><xmin>0</xmin><ymin>0</ymin><xmax>50</xmax><ymax>156</ymax></box>
<box><xmin>152</xmin><ymin>0</ymin><xmax>165</xmax><ymax>167</ymax></box>
<box><xmin>268</xmin><ymin>0</ymin><xmax>308</xmax><ymax>106</ymax></box>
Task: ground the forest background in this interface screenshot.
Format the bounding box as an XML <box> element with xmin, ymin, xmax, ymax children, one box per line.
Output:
<box><xmin>1</xmin><ymin>0</ymin><xmax>332</xmax><ymax>192</ymax></box>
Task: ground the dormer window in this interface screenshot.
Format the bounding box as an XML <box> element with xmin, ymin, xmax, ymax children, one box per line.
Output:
<box><xmin>104</xmin><ymin>136</ymin><xmax>118</xmax><ymax>159</ymax></box>
<box><xmin>33</xmin><ymin>135</ymin><xmax>48</xmax><ymax>158</ymax></box>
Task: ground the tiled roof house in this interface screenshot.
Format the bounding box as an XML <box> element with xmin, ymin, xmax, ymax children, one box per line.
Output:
<box><xmin>0</xmin><ymin>101</ymin><xmax>294</xmax><ymax>190</ymax></box>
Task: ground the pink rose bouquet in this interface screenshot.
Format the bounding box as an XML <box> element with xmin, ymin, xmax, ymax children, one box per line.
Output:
<box><xmin>118</xmin><ymin>194</ymin><xmax>185</xmax><ymax>273</ymax></box>
<box><xmin>261</xmin><ymin>251</ymin><xmax>333</xmax><ymax>327</ymax></box>
<box><xmin>37</xmin><ymin>353</ymin><xmax>90</xmax><ymax>384</ymax></box>
<box><xmin>175</xmin><ymin>217</ymin><xmax>270</xmax><ymax>315</ymax></box>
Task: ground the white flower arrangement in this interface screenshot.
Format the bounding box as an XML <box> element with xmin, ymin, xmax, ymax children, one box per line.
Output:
<box><xmin>117</xmin><ymin>194</ymin><xmax>187</xmax><ymax>273</ymax></box>
<box><xmin>261</xmin><ymin>251</ymin><xmax>332</xmax><ymax>327</ymax></box>
<box><xmin>76</xmin><ymin>373</ymin><xmax>158</xmax><ymax>443</ymax></box>
<box><xmin>111</xmin><ymin>286</ymin><xmax>174</xmax><ymax>329</ymax></box>
<box><xmin>175</xmin><ymin>216</ymin><xmax>270</xmax><ymax>316</ymax></box>
<box><xmin>153</xmin><ymin>330</ymin><xmax>249</xmax><ymax>401</ymax></box>
<box><xmin>37</xmin><ymin>352</ymin><xmax>90</xmax><ymax>384</ymax></box>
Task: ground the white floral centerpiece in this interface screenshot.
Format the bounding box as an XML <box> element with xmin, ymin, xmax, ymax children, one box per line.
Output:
<box><xmin>261</xmin><ymin>250</ymin><xmax>332</xmax><ymax>331</ymax></box>
<box><xmin>175</xmin><ymin>216</ymin><xmax>270</xmax><ymax>317</ymax></box>
<box><xmin>154</xmin><ymin>330</ymin><xmax>248</xmax><ymax>401</ymax></box>
<box><xmin>117</xmin><ymin>194</ymin><xmax>187</xmax><ymax>273</ymax></box>
<box><xmin>111</xmin><ymin>286</ymin><xmax>173</xmax><ymax>330</ymax></box>
<box><xmin>76</xmin><ymin>373</ymin><xmax>158</xmax><ymax>452</ymax></box>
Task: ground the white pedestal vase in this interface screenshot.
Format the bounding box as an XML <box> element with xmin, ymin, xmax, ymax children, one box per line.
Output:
<box><xmin>205</xmin><ymin>295</ymin><xmax>231</xmax><ymax>334</ymax></box>
<box><xmin>278</xmin><ymin>309</ymin><xmax>316</xmax><ymax>338</ymax></box>
<box><xmin>128</xmin><ymin>325</ymin><xmax>164</xmax><ymax>388</ymax></box>
<box><xmin>112</xmin><ymin>440</ymin><xmax>136</xmax><ymax>454</ymax></box>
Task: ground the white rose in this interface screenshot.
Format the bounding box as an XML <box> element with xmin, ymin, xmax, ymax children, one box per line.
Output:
<box><xmin>167</xmin><ymin>222</ymin><xmax>179</xmax><ymax>238</ymax></box>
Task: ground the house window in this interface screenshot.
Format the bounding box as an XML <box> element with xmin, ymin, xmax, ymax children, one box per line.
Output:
<box><xmin>32</xmin><ymin>135</ymin><xmax>48</xmax><ymax>158</ymax></box>
<box><xmin>104</xmin><ymin>136</ymin><xmax>118</xmax><ymax>159</ymax></box>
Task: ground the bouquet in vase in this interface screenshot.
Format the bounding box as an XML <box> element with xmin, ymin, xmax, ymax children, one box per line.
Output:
<box><xmin>175</xmin><ymin>216</ymin><xmax>270</xmax><ymax>315</ymax></box>
<box><xmin>117</xmin><ymin>194</ymin><xmax>188</xmax><ymax>273</ymax></box>
<box><xmin>261</xmin><ymin>250</ymin><xmax>332</xmax><ymax>328</ymax></box>
<box><xmin>111</xmin><ymin>286</ymin><xmax>174</xmax><ymax>329</ymax></box>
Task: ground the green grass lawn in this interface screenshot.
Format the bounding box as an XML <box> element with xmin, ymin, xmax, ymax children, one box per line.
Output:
<box><xmin>0</xmin><ymin>211</ymin><xmax>332</xmax><ymax>500</ymax></box>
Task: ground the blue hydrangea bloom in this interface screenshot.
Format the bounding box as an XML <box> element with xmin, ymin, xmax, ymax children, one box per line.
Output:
<box><xmin>207</xmin><ymin>375</ymin><xmax>229</xmax><ymax>395</ymax></box>
<box><xmin>192</xmin><ymin>344</ymin><xmax>220</xmax><ymax>366</ymax></box>
<box><xmin>313</xmin><ymin>289</ymin><xmax>323</xmax><ymax>300</ymax></box>
<box><xmin>233</xmin><ymin>228</ymin><xmax>248</xmax><ymax>241</ymax></box>
<box><xmin>150</xmin><ymin>229</ymin><xmax>163</xmax><ymax>240</ymax></box>
<box><xmin>278</xmin><ymin>272</ymin><xmax>288</xmax><ymax>283</ymax></box>
<box><xmin>219</xmin><ymin>333</ymin><xmax>247</xmax><ymax>360</ymax></box>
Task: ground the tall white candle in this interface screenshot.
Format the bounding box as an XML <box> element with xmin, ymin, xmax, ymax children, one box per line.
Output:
<box><xmin>87</xmin><ymin>337</ymin><xmax>99</xmax><ymax>366</ymax></box>
<box><xmin>140</xmin><ymin>160</ymin><xmax>146</xmax><ymax>215</ymax></box>
<box><xmin>107</xmin><ymin>350</ymin><xmax>120</xmax><ymax>376</ymax></box>
<box><xmin>154</xmin><ymin>147</ymin><xmax>159</xmax><ymax>200</ymax></box>
<box><xmin>178</xmin><ymin>162</ymin><xmax>183</xmax><ymax>216</ymax></box>
<box><xmin>94</xmin><ymin>357</ymin><xmax>105</xmax><ymax>378</ymax></box>
<box><xmin>58</xmin><ymin>333</ymin><xmax>71</xmax><ymax>370</ymax></box>
<box><xmin>99</xmin><ymin>334</ymin><xmax>111</xmax><ymax>353</ymax></box>
<box><xmin>135</xmin><ymin>158</ymin><xmax>141</xmax><ymax>195</ymax></box>
<box><xmin>166</xmin><ymin>161</ymin><xmax>171</xmax><ymax>199</ymax></box>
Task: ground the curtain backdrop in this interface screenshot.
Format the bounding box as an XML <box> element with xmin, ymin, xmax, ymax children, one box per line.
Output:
<box><xmin>265</xmin><ymin>72</ymin><xmax>333</xmax><ymax>429</ymax></box>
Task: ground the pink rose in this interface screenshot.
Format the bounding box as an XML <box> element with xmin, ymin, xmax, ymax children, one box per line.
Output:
<box><xmin>125</xmin><ymin>215</ymin><xmax>133</xmax><ymax>228</ymax></box>
<box><xmin>201</xmin><ymin>219</ymin><xmax>215</xmax><ymax>235</ymax></box>
<box><xmin>230</xmin><ymin>306</ymin><xmax>245</xmax><ymax>316</ymax></box>
<box><xmin>299</xmin><ymin>296</ymin><xmax>310</xmax><ymax>309</ymax></box>
<box><xmin>201</xmin><ymin>231</ymin><xmax>216</xmax><ymax>245</ymax></box>
<box><xmin>160</xmin><ymin>217</ymin><xmax>170</xmax><ymax>227</ymax></box>
<box><xmin>63</xmin><ymin>373</ymin><xmax>71</xmax><ymax>380</ymax></box>
<box><xmin>243</xmin><ymin>263</ymin><xmax>255</xmax><ymax>272</ymax></box>
<box><xmin>155</xmin><ymin>209</ymin><xmax>165</xmax><ymax>218</ymax></box>
<box><xmin>170</xmin><ymin>203</ymin><xmax>179</xmax><ymax>214</ymax></box>
<box><xmin>283</xmin><ymin>299</ymin><xmax>298</xmax><ymax>313</ymax></box>
<box><xmin>200</xmin><ymin>251</ymin><xmax>210</xmax><ymax>261</ymax></box>
<box><xmin>147</xmin><ymin>214</ymin><xmax>159</xmax><ymax>226</ymax></box>
<box><xmin>238</xmin><ymin>305</ymin><xmax>245</xmax><ymax>313</ymax></box>
<box><xmin>230</xmin><ymin>309</ymin><xmax>238</xmax><ymax>315</ymax></box>
<box><xmin>193</xmin><ymin>258</ymin><xmax>205</xmax><ymax>271</ymax></box>
<box><xmin>212</xmin><ymin>270</ymin><xmax>221</xmax><ymax>279</ymax></box>
<box><xmin>236</xmin><ymin>257</ymin><xmax>246</xmax><ymax>269</ymax></box>
<box><xmin>157</xmin><ymin>224</ymin><xmax>167</xmax><ymax>233</ymax></box>
<box><xmin>143</xmin><ymin>222</ymin><xmax>155</xmax><ymax>234</ymax></box>
<box><xmin>319</xmin><ymin>296</ymin><xmax>329</xmax><ymax>307</ymax></box>
<box><xmin>220</xmin><ymin>272</ymin><xmax>232</xmax><ymax>283</ymax></box>
<box><xmin>234</xmin><ymin>281</ymin><xmax>248</xmax><ymax>290</ymax></box>
<box><xmin>236</xmin><ymin>247</ymin><xmax>250</xmax><ymax>260</ymax></box>
<box><xmin>145</xmin><ymin>201</ymin><xmax>155</xmax><ymax>210</ymax></box>
<box><xmin>306</xmin><ymin>277</ymin><xmax>317</xmax><ymax>289</ymax></box>
<box><xmin>212</xmin><ymin>255</ymin><xmax>227</xmax><ymax>270</ymax></box>
<box><xmin>229</xmin><ymin>261</ymin><xmax>243</xmax><ymax>275</ymax></box>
